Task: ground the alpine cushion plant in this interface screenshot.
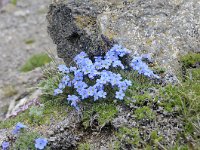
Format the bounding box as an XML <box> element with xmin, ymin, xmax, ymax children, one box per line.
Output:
<box><xmin>54</xmin><ymin>44</ymin><xmax>159</xmax><ymax>110</ymax></box>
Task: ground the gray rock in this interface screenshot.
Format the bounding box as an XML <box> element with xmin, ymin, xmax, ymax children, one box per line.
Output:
<box><xmin>0</xmin><ymin>0</ymin><xmax>56</xmax><ymax>120</ymax></box>
<box><xmin>47</xmin><ymin>0</ymin><xmax>200</xmax><ymax>73</ymax></box>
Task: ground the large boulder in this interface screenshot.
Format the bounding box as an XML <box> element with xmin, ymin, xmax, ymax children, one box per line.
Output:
<box><xmin>47</xmin><ymin>0</ymin><xmax>200</xmax><ymax>72</ymax></box>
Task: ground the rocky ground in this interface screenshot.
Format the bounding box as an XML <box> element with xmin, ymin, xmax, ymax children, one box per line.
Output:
<box><xmin>0</xmin><ymin>0</ymin><xmax>56</xmax><ymax>120</ymax></box>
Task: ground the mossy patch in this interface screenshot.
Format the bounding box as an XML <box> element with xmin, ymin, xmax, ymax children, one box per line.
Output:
<box><xmin>78</xmin><ymin>143</ymin><xmax>91</xmax><ymax>150</ymax></box>
<box><xmin>157</xmin><ymin>65</ymin><xmax>200</xmax><ymax>147</ymax></box>
<box><xmin>0</xmin><ymin>100</ymin><xmax>67</xmax><ymax>129</ymax></box>
<box><xmin>134</xmin><ymin>106</ymin><xmax>155</xmax><ymax>120</ymax></box>
<box><xmin>116</xmin><ymin>127</ymin><xmax>141</xmax><ymax>147</ymax></box>
<box><xmin>10</xmin><ymin>0</ymin><xmax>17</xmax><ymax>5</ymax></box>
<box><xmin>75</xmin><ymin>15</ymin><xmax>96</xmax><ymax>29</ymax></box>
<box><xmin>20</xmin><ymin>53</ymin><xmax>52</xmax><ymax>72</ymax></box>
<box><xmin>180</xmin><ymin>53</ymin><xmax>200</xmax><ymax>68</ymax></box>
<box><xmin>24</xmin><ymin>39</ymin><xmax>35</xmax><ymax>45</ymax></box>
<box><xmin>82</xmin><ymin>102</ymin><xmax>118</xmax><ymax>128</ymax></box>
<box><xmin>150</xmin><ymin>130</ymin><xmax>163</xmax><ymax>145</ymax></box>
<box><xmin>2</xmin><ymin>85</ymin><xmax>18</xmax><ymax>98</ymax></box>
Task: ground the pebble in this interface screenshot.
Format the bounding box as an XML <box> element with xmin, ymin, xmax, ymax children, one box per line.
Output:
<box><xmin>49</xmin><ymin>137</ymin><xmax>57</xmax><ymax>142</ymax></box>
<box><xmin>47</xmin><ymin>130</ymin><xmax>54</xmax><ymax>136</ymax></box>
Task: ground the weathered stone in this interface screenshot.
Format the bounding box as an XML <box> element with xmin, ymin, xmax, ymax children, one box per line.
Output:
<box><xmin>47</xmin><ymin>0</ymin><xmax>200</xmax><ymax>73</ymax></box>
<box><xmin>47</xmin><ymin>0</ymin><xmax>115</xmax><ymax>65</ymax></box>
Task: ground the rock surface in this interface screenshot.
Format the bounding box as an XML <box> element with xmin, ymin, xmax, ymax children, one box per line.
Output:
<box><xmin>0</xmin><ymin>0</ymin><xmax>56</xmax><ymax>119</ymax></box>
<box><xmin>47</xmin><ymin>0</ymin><xmax>200</xmax><ymax>72</ymax></box>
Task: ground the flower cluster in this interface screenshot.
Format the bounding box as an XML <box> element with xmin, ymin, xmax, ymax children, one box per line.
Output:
<box><xmin>130</xmin><ymin>54</ymin><xmax>159</xmax><ymax>78</ymax></box>
<box><xmin>54</xmin><ymin>45</ymin><xmax>159</xmax><ymax>110</ymax></box>
<box><xmin>54</xmin><ymin>45</ymin><xmax>134</xmax><ymax>110</ymax></box>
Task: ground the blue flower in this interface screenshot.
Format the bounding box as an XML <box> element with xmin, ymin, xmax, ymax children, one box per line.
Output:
<box><xmin>124</xmin><ymin>79</ymin><xmax>132</xmax><ymax>86</ymax></box>
<box><xmin>88</xmin><ymin>70</ymin><xmax>99</xmax><ymax>79</ymax></box>
<box><xmin>58</xmin><ymin>65</ymin><xmax>69</xmax><ymax>73</ymax></box>
<box><xmin>110</xmin><ymin>73</ymin><xmax>122</xmax><ymax>86</ymax></box>
<box><xmin>86</xmin><ymin>86</ymin><xmax>97</xmax><ymax>97</ymax></box>
<box><xmin>130</xmin><ymin>56</ymin><xmax>159</xmax><ymax>78</ymax></box>
<box><xmin>74</xmin><ymin>81</ymin><xmax>88</xmax><ymax>90</ymax></box>
<box><xmin>54</xmin><ymin>88</ymin><xmax>63</xmax><ymax>96</ymax></box>
<box><xmin>12</xmin><ymin>122</ymin><xmax>27</xmax><ymax>134</ymax></box>
<box><xmin>118</xmin><ymin>81</ymin><xmax>128</xmax><ymax>91</ymax></box>
<box><xmin>35</xmin><ymin>138</ymin><xmax>48</xmax><ymax>150</ymax></box>
<box><xmin>58</xmin><ymin>83</ymin><xmax>65</xmax><ymax>90</ymax></box>
<box><xmin>69</xmin><ymin>66</ymin><xmax>77</xmax><ymax>72</ymax></box>
<box><xmin>97</xmin><ymin>90</ymin><xmax>107</xmax><ymax>98</ymax></box>
<box><xmin>67</xmin><ymin>81</ymin><xmax>72</xmax><ymax>87</ymax></box>
<box><xmin>94</xmin><ymin>83</ymin><xmax>104</xmax><ymax>91</ymax></box>
<box><xmin>102</xmin><ymin>59</ymin><xmax>112</xmax><ymax>69</ymax></box>
<box><xmin>94</xmin><ymin>56</ymin><xmax>103</xmax><ymax>62</ymax></box>
<box><xmin>81</xmin><ymin>65</ymin><xmax>94</xmax><ymax>75</ymax></box>
<box><xmin>78</xmin><ymin>58</ymin><xmax>93</xmax><ymax>69</ymax></box>
<box><xmin>115</xmin><ymin>90</ymin><xmax>125</xmax><ymax>100</ymax></box>
<box><xmin>74</xmin><ymin>51</ymin><xmax>87</xmax><ymax>63</ymax></box>
<box><xmin>112</xmin><ymin>60</ymin><xmax>125</xmax><ymax>69</ymax></box>
<box><xmin>2</xmin><ymin>141</ymin><xmax>9</xmax><ymax>150</ymax></box>
<box><xmin>78</xmin><ymin>89</ymin><xmax>89</xmax><ymax>99</ymax></box>
<box><xmin>61</xmin><ymin>75</ymin><xmax>70</xmax><ymax>85</ymax></box>
<box><xmin>73</xmin><ymin>71</ymin><xmax>83</xmax><ymax>82</ymax></box>
<box><xmin>67</xmin><ymin>95</ymin><xmax>80</xmax><ymax>110</ymax></box>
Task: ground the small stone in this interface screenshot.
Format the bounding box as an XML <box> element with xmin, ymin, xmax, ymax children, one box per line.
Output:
<box><xmin>49</xmin><ymin>137</ymin><xmax>57</xmax><ymax>142</ymax></box>
<box><xmin>60</xmin><ymin>127</ymin><xmax>64</xmax><ymax>132</ymax></box>
<box><xmin>47</xmin><ymin>130</ymin><xmax>54</xmax><ymax>136</ymax></box>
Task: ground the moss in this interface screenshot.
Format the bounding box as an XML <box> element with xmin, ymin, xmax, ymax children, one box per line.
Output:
<box><xmin>28</xmin><ymin>106</ymin><xmax>44</xmax><ymax>125</ymax></box>
<box><xmin>134</xmin><ymin>106</ymin><xmax>155</xmax><ymax>120</ymax></box>
<box><xmin>157</xmin><ymin>66</ymin><xmax>200</xmax><ymax>147</ymax></box>
<box><xmin>25</xmin><ymin>39</ymin><xmax>35</xmax><ymax>45</ymax></box>
<box><xmin>169</xmin><ymin>144</ymin><xmax>189</xmax><ymax>150</ymax></box>
<box><xmin>2</xmin><ymin>85</ymin><xmax>18</xmax><ymax>98</ymax></box>
<box><xmin>158</xmin><ymin>85</ymin><xmax>183</xmax><ymax>113</ymax></box>
<box><xmin>10</xmin><ymin>0</ymin><xmax>17</xmax><ymax>5</ymax></box>
<box><xmin>153</xmin><ymin>66</ymin><xmax>166</xmax><ymax>74</ymax></box>
<box><xmin>20</xmin><ymin>53</ymin><xmax>52</xmax><ymax>72</ymax></box>
<box><xmin>78</xmin><ymin>143</ymin><xmax>91</xmax><ymax>150</ymax></box>
<box><xmin>180</xmin><ymin>53</ymin><xmax>200</xmax><ymax>68</ymax></box>
<box><xmin>146</xmin><ymin>39</ymin><xmax>152</xmax><ymax>45</ymax></box>
<box><xmin>82</xmin><ymin>102</ymin><xmax>118</xmax><ymax>128</ymax></box>
<box><xmin>75</xmin><ymin>15</ymin><xmax>96</xmax><ymax>29</ymax></box>
<box><xmin>0</xmin><ymin>100</ymin><xmax>67</xmax><ymax>129</ymax></box>
<box><xmin>150</xmin><ymin>130</ymin><xmax>163</xmax><ymax>144</ymax></box>
<box><xmin>110</xmin><ymin>141</ymin><xmax>121</xmax><ymax>150</ymax></box>
<box><xmin>116</xmin><ymin>127</ymin><xmax>141</xmax><ymax>147</ymax></box>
